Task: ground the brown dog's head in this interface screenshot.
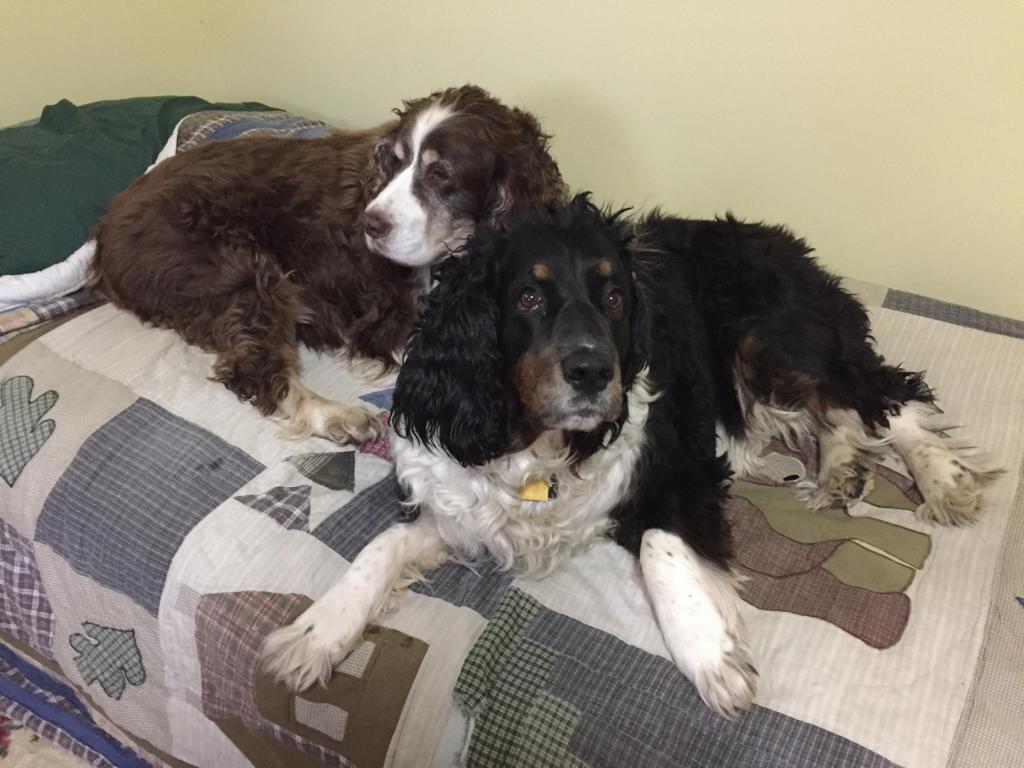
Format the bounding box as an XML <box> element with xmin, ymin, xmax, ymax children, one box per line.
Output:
<box><xmin>392</xmin><ymin>194</ymin><xmax>651</xmax><ymax>466</ymax></box>
<box><xmin>362</xmin><ymin>84</ymin><xmax>566</xmax><ymax>268</ymax></box>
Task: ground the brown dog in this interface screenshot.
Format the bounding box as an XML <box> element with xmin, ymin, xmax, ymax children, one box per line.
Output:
<box><xmin>91</xmin><ymin>85</ymin><xmax>565</xmax><ymax>441</ymax></box>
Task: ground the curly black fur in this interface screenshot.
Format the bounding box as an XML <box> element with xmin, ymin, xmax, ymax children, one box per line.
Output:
<box><xmin>391</xmin><ymin>251</ymin><xmax>511</xmax><ymax>466</ymax></box>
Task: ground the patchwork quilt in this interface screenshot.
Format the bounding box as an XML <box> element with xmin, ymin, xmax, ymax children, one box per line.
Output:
<box><xmin>0</xmin><ymin>289</ymin><xmax>103</xmax><ymax>340</ymax></box>
<box><xmin>0</xmin><ymin>113</ymin><xmax>1021</xmax><ymax>766</ymax></box>
<box><xmin>1</xmin><ymin>279</ymin><xmax>1022</xmax><ymax>768</ymax></box>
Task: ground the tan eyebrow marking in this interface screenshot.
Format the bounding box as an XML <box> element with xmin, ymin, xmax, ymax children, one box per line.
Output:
<box><xmin>420</xmin><ymin>148</ymin><xmax>439</xmax><ymax>165</ymax></box>
<box><xmin>596</xmin><ymin>259</ymin><xmax>613</xmax><ymax>277</ymax></box>
<box><xmin>532</xmin><ymin>263</ymin><xmax>554</xmax><ymax>281</ymax></box>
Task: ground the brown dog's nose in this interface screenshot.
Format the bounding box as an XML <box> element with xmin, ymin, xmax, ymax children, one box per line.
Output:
<box><xmin>561</xmin><ymin>349</ymin><xmax>614</xmax><ymax>394</ymax></box>
<box><xmin>364</xmin><ymin>210</ymin><xmax>392</xmax><ymax>240</ymax></box>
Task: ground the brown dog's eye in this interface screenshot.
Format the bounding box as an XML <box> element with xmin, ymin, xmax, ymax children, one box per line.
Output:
<box><xmin>606</xmin><ymin>288</ymin><xmax>624</xmax><ymax>312</ymax></box>
<box><xmin>427</xmin><ymin>163</ymin><xmax>450</xmax><ymax>183</ymax></box>
<box><xmin>518</xmin><ymin>288</ymin><xmax>542</xmax><ymax>312</ymax></box>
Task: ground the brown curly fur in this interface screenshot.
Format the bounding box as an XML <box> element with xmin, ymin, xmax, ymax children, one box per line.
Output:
<box><xmin>91</xmin><ymin>85</ymin><xmax>565</xmax><ymax>423</ymax></box>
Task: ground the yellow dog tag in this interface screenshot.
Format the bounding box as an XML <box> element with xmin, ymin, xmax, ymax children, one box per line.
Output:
<box><xmin>520</xmin><ymin>478</ymin><xmax>553</xmax><ymax>501</ymax></box>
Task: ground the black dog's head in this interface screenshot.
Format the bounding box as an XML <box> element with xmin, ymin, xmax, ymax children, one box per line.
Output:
<box><xmin>392</xmin><ymin>193</ymin><xmax>650</xmax><ymax>466</ymax></box>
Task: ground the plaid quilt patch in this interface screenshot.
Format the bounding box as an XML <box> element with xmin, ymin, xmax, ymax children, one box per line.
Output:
<box><xmin>0</xmin><ymin>289</ymin><xmax>104</xmax><ymax>340</ymax></box>
<box><xmin>456</xmin><ymin>588</ymin><xmax>897</xmax><ymax>768</ymax></box>
<box><xmin>0</xmin><ymin>700</ymin><xmax>116</xmax><ymax>768</ymax></box>
<box><xmin>235</xmin><ymin>485</ymin><xmax>312</xmax><ymax>531</ymax></box>
<box><xmin>455</xmin><ymin>588</ymin><xmax>540</xmax><ymax>715</ymax></box>
<box><xmin>355</xmin><ymin>413</ymin><xmax>393</xmax><ymax>463</ymax></box>
<box><xmin>68</xmin><ymin>623</ymin><xmax>146</xmax><ymax>700</ymax></box>
<box><xmin>0</xmin><ymin>375</ymin><xmax>57</xmax><ymax>487</ymax></box>
<box><xmin>287</xmin><ymin>453</ymin><xmax>355</xmax><ymax>491</ymax></box>
<box><xmin>194</xmin><ymin>590</ymin><xmax>351</xmax><ymax>767</ymax></box>
<box><xmin>294</xmin><ymin>699</ymin><xmax>348</xmax><ymax>741</ymax></box>
<box><xmin>514</xmin><ymin>692</ymin><xmax>585</xmax><ymax>768</ymax></box>
<box><xmin>35</xmin><ymin>398</ymin><xmax>264</xmax><ymax>615</ymax></box>
<box><xmin>195</xmin><ymin>591</ymin><xmax>302</xmax><ymax>724</ymax></box>
<box><xmin>455</xmin><ymin>590</ymin><xmax>582</xmax><ymax>768</ymax></box>
<box><xmin>0</xmin><ymin>657</ymin><xmax>78</xmax><ymax>717</ymax></box>
<box><xmin>0</xmin><ymin>519</ymin><xmax>54</xmax><ymax>657</ymax></box>
<box><xmin>176</xmin><ymin>110</ymin><xmax>331</xmax><ymax>152</ymax></box>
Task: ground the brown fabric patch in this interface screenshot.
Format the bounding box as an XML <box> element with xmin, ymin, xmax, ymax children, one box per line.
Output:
<box><xmin>738</xmin><ymin>564</ymin><xmax>911</xmax><ymax>650</ymax></box>
<box><xmin>733</xmin><ymin>482</ymin><xmax>931</xmax><ymax>569</ymax></box>
<box><xmin>195</xmin><ymin>591</ymin><xmax>351</xmax><ymax>766</ymax></box>
<box><xmin>728</xmin><ymin>494</ymin><xmax>917</xmax><ymax>594</ymax></box>
<box><xmin>255</xmin><ymin>623</ymin><xmax>428</xmax><ymax>768</ymax></box>
<box><xmin>213</xmin><ymin>716</ymin><xmax>342</xmax><ymax>768</ymax></box>
<box><xmin>195</xmin><ymin>591</ymin><xmax>305</xmax><ymax>724</ymax></box>
<box><xmin>726</xmin><ymin>496</ymin><xmax>841</xmax><ymax>577</ymax></box>
<box><xmin>728</xmin><ymin>449</ymin><xmax>932</xmax><ymax>649</ymax></box>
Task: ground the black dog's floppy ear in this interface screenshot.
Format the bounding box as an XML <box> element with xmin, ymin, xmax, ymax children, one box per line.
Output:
<box><xmin>605</xmin><ymin>206</ymin><xmax>650</xmax><ymax>389</ymax></box>
<box><xmin>623</xmin><ymin>262</ymin><xmax>653</xmax><ymax>388</ymax></box>
<box><xmin>392</xmin><ymin>243</ymin><xmax>511</xmax><ymax>466</ymax></box>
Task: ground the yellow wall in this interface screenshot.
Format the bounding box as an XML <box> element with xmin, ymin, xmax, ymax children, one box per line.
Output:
<box><xmin>4</xmin><ymin>1</ymin><xmax>1022</xmax><ymax>318</ymax></box>
<box><xmin>0</xmin><ymin>2</ymin><xmax>228</xmax><ymax>124</ymax></box>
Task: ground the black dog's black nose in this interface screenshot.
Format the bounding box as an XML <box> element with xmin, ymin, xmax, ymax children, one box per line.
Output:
<box><xmin>364</xmin><ymin>210</ymin><xmax>392</xmax><ymax>240</ymax></box>
<box><xmin>561</xmin><ymin>349</ymin><xmax>614</xmax><ymax>394</ymax></box>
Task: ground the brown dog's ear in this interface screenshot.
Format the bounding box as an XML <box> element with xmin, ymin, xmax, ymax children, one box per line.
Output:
<box><xmin>361</xmin><ymin>126</ymin><xmax>401</xmax><ymax>199</ymax></box>
<box><xmin>487</xmin><ymin>107</ymin><xmax>567</xmax><ymax>227</ymax></box>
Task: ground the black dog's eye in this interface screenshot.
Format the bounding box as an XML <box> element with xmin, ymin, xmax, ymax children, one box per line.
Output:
<box><xmin>518</xmin><ymin>288</ymin><xmax>543</xmax><ymax>312</ymax></box>
<box><xmin>605</xmin><ymin>288</ymin><xmax>624</xmax><ymax>312</ymax></box>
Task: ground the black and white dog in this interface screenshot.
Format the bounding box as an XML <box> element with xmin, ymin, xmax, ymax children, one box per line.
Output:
<box><xmin>263</xmin><ymin>194</ymin><xmax>997</xmax><ymax>717</ymax></box>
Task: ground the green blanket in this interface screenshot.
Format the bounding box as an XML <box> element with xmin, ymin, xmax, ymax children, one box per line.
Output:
<box><xmin>0</xmin><ymin>96</ymin><xmax>272</xmax><ymax>276</ymax></box>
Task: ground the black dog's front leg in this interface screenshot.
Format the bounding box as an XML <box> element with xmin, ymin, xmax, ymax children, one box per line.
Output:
<box><xmin>616</xmin><ymin>426</ymin><xmax>757</xmax><ymax>718</ymax></box>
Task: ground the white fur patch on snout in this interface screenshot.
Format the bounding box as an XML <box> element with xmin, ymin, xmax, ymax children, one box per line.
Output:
<box><xmin>546</xmin><ymin>357</ymin><xmax>623</xmax><ymax>432</ymax></box>
<box><xmin>364</xmin><ymin>103</ymin><xmax>455</xmax><ymax>267</ymax></box>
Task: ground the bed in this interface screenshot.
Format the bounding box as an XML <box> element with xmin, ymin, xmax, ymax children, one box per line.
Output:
<box><xmin>1</xmin><ymin>110</ymin><xmax>1022</xmax><ymax>768</ymax></box>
